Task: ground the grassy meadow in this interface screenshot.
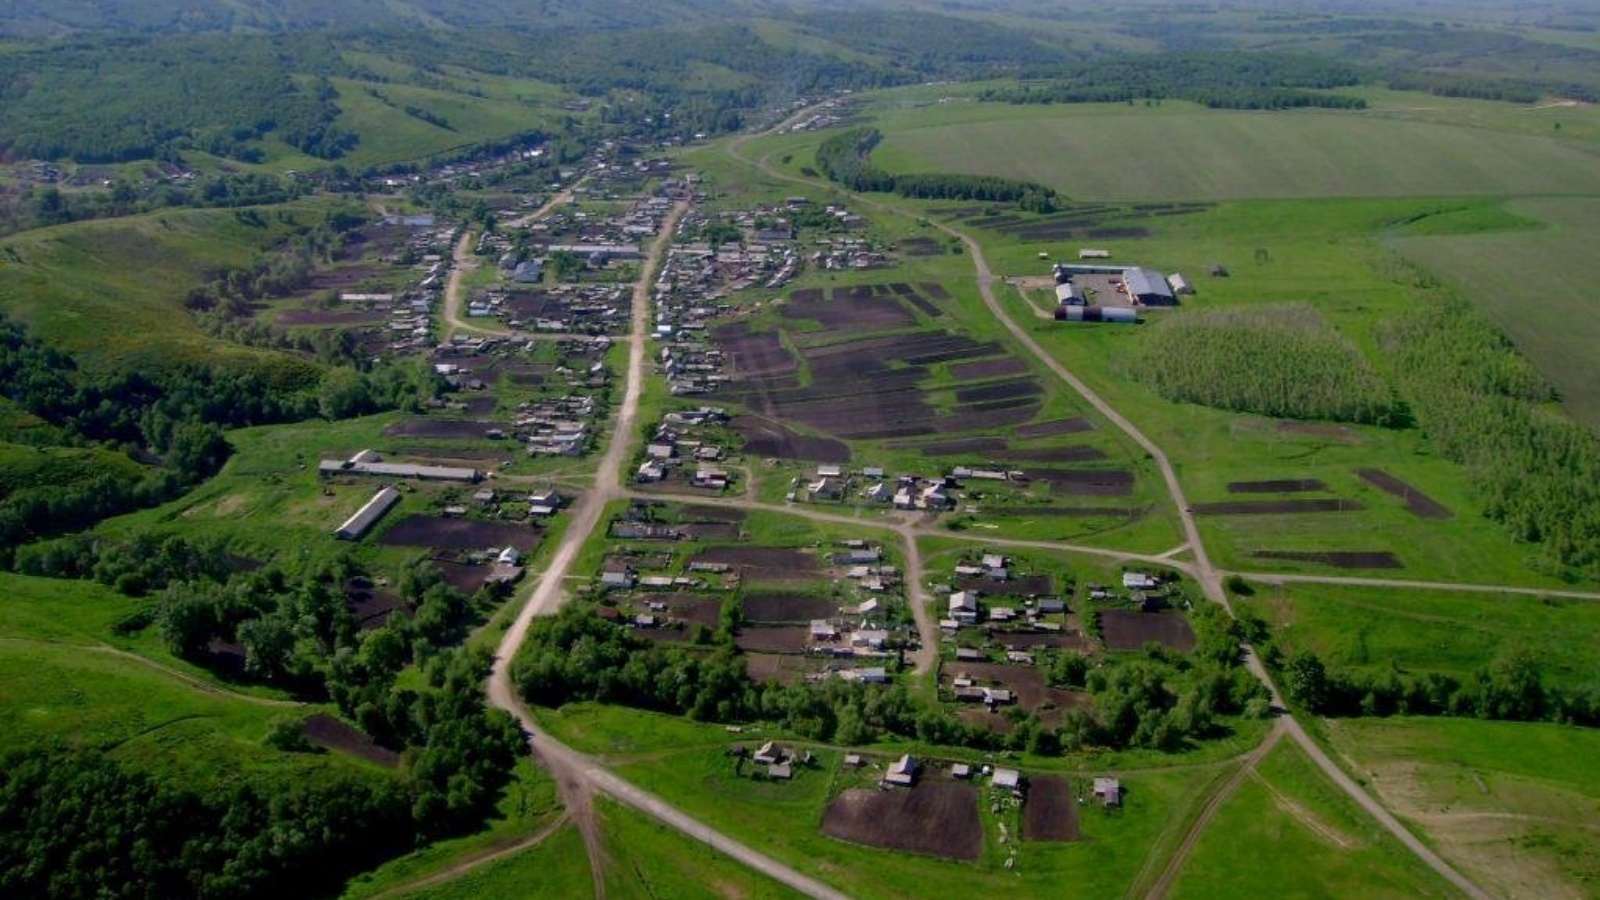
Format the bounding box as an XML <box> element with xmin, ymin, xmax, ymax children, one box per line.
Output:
<box><xmin>1169</xmin><ymin>740</ymin><xmax>1461</xmax><ymax>899</ymax></box>
<box><xmin>389</xmin><ymin>824</ymin><xmax>595</xmax><ymax>900</ymax></box>
<box><xmin>1325</xmin><ymin>718</ymin><xmax>1600</xmax><ymax>899</ymax></box>
<box><xmin>867</xmin><ymin>98</ymin><xmax>1600</xmax><ymax>201</ymax></box>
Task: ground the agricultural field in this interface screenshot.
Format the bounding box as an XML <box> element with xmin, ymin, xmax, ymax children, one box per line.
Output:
<box><xmin>1391</xmin><ymin>196</ymin><xmax>1600</xmax><ymax>430</ymax></box>
<box><xmin>1168</xmin><ymin>740</ymin><xmax>1459</xmax><ymax>899</ymax></box>
<box><xmin>1233</xmin><ymin>582</ymin><xmax>1600</xmax><ymax>694</ymax></box>
<box><xmin>1325</xmin><ymin>718</ymin><xmax>1600</xmax><ymax>899</ymax></box>
<box><xmin>866</xmin><ymin>98</ymin><xmax>1600</xmax><ymax>201</ymax></box>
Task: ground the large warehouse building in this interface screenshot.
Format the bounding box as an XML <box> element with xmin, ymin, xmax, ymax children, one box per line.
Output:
<box><xmin>1123</xmin><ymin>267</ymin><xmax>1176</xmax><ymax>306</ymax></box>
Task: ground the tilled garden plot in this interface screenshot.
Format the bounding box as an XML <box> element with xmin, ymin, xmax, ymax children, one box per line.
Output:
<box><xmin>1251</xmin><ymin>550</ymin><xmax>1404</xmax><ymax>569</ymax></box>
<box><xmin>1099</xmin><ymin>610</ymin><xmax>1197</xmax><ymax>652</ymax></box>
<box><xmin>1227</xmin><ymin>479</ymin><xmax>1327</xmax><ymax>493</ymax></box>
<box><xmin>740</xmin><ymin>592</ymin><xmax>838</xmax><ymax>624</ymax></box>
<box><xmin>1191</xmin><ymin>498</ymin><xmax>1366</xmax><ymax>516</ymax></box>
<box><xmin>691</xmin><ymin>546</ymin><xmax>820</xmax><ymax>580</ymax></box>
<box><xmin>733</xmin><ymin>416</ymin><xmax>850</xmax><ymax>463</ymax></box>
<box><xmin>384</xmin><ymin>418</ymin><xmax>503</xmax><ymax>440</ymax></box>
<box><xmin>956</xmin><ymin>574</ymin><xmax>1055</xmax><ymax>597</ymax></box>
<box><xmin>302</xmin><ymin>714</ymin><xmax>399</xmax><ymax>767</ymax></box>
<box><xmin>949</xmin><ymin>357</ymin><xmax>1031</xmax><ymax>380</ymax></box>
<box><xmin>1023</xmin><ymin>468</ymin><xmax>1136</xmax><ymax>497</ymax></box>
<box><xmin>822</xmin><ymin>782</ymin><xmax>981</xmax><ymax>861</ymax></box>
<box><xmin>1015</xmin><ymin>418</ymin><xmax>1095</xmax><ymax>438</ymax></box>
<box><xmin>377</xmin><ymin>516</ymin><xmax>540</xmax><ymax>552</ymax></box>
<box><xmin>1023</xmin><ymin>777</ymin><xmax>1083</xmax><ymax>842</ymax></box>
<box><xmin>1357</xmin><ymin>469</ymin><xmax>1453</xmax><ymax>519</ymax></box>
<box><xmin>733</xmin><ymin>627</ymin><xmax>811</xmax><ymax>654</ymax></box>
<box><xmin>636</xmin><ymin>593</ymin><xmax>723</xmax><ymax>627</ymax></box>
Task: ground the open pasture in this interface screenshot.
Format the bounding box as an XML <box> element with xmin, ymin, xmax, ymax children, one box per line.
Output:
<box><xmin>821</xmin><ymin>782</ymin><xmax>982</xmax><ymax>861</ymax></box>
<box><xmin>869</xmin><ymin>101</ymin><xmax>1600</xmax><ymax>201</ymax></box>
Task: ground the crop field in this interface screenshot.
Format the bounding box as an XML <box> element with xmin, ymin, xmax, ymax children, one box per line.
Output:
<box><xmin>821</xmin><ymin>782</ymin><xmax>983</xmax><ymax>860</ymax></box>
<box><xmin>1234</xmin><ymin>582</ymin><xmax>1600</xmax><ymax>692</ymax></box>
<box><xmin>867</xmin><ymin>101</ymin><xmax>1600</xmax><ymax>201</ymax></box>
<box><xmin>1324</xmin><ymin>718</ymin><xmax>1600</xmax><ymax>899</ymax></box>
<box><xmin>1169</xmin><ymin>739</ymin><xmax>1458</xmax><ymax>899</ymax></box>
<box><xmin>1391</xmin><ymin>196</ymin><xmax>1600</xmax><ymax>430</ymax></box>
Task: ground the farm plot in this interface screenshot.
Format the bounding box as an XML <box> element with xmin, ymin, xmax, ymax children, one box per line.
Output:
<box><xmin>733</xmin><ymin>415</ymin><xmax>850</xmax><ymax>463</ymax></box>
<box><xmin>276</xmin><ymin>309</ymin><xmax>388</xmax><ymax>327</ymax></box>
<box><xmin>715</xmin><ymin>322</ymin><xmax>799</xmax><ymax>378</ymax></box>
<box><xmin>1023</xmin><ymin>777</ymin><xmax>1083</xmax><ymax>842</ymax></box>
<box><xmin>344</xmin><ymin>578</ymin><xmax>410</xmax><ymax>630</ymax></box>
<box><xmin>745</xmin><ymin>652</ymin><xmax>831</xmax><ymax>685</ymax></box>
<box><xmin>821</xmin><ymin>782</ymin><xmax>982</xmax><ymax>861</ymax></box>
<box><xmin>1023</xmin><ymin>468</ymin><xmax>1135</xmax><ymax>497</ymax></box>
<box><xmin>782</xmin><ymin>285</ymin><xmax>918</xmax><ymax>333</ymax></box>
<box><xmin>682</xmin><ymin>521</ymin><xmax>740</xmax><ymax>540</ymax></box>
<box><xmin>1191</xmin><ymin>499</ymin><xmax>1365</xmax><ymax>516</ymax></box>
<box><xmin>690</xmin><ymin>546</ymin><xmax>821</xmax><ymax>582</ymax></box>
<box><xmin>384</xmin><ymin>418</ymin><xmax>503</xmax><ymax>440</ymax></box>
<box><xmin>1099</xmin><ymin>610</ymin><xmax>1197</xmax><ymax>652</ymax></box>
<box><xmin>1357</xmin><ymin>469</ymin><xmax>1453</xmax><ymax>520</ymax></box>
<box><xmin>733</xmin><ymin>627</ymin><xmax>811</xmax><ymax>654</ymax></box>
<box><xmin>740</xmin><ymin>592</ymin><xmax>838</xmax><ymax>624</ymax></box>
<box><xmin>983</xmin><ymin>506</ymin><xmax>1146</xmax><ymax>518</ymax></box>
<box><xmin>680</xmin><ymin>506</ymin><xmax>748</xmax><ymax>523</ymax></box>
<box><xmin>949</xmin><ymin>357</ymin><xmax>1030</xmax><ymax>380</ymax></box>
<box><xmin>430</xmin><ymin>559</ymin><xmax>492</xmax><ymax>596</ymax></box>
<box><xmin>377</xmin><ymin>516</ymin><xmax>540</xmax><ymax>552</ymax></box>
<box><xmin>636</xmin><ymin>594</ymin><xmax>723</xmax><ymax>627</ymax></box>
<box><xmin>1227</xmin><ymin>479</ymin><xmax>1327</xmax><ymax>494</ymax></box>
<box><xmin>886</xmin><ymin>436</ymin><xmax>1007</xmax><ymax>456</ymax></box>
<box><xmin>301</xmin><ymin>714</ymin><xmax>399</xmax><ymax>767</ymax></box>
<box><xmin>991</xmin><ymin>446</ymin><xmax>1108</xmax><ymax>463</ymax></box>
<box><xmin>990</xmin><ymin>631</ymin><xmax>1091</xmax><ymax>651</ymax></box>
<box><xmin>1251</xmin><ymin>550</ymin><xmax>1404</xmax><ymax>570</ymax></box>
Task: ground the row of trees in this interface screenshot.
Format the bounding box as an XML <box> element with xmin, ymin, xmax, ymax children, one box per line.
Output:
<box><xmin>1127</xmin><ymin>304</ymin><xmax>1408</xmax><ymax>426</ymax></box>
<box><xmin>814</xmin><ymin>127</ymin><xmax>1059</xmax><ymax>211</ymax></box>
<box><xmin>981</xmin><ymin>53</ymin><xmax>1369</xmax><ymax>110</ymax></box>
<box><xmin>1377</xmin><ymin>291</ymin><xmax>1600</xmax><ymax>579</ymax></box>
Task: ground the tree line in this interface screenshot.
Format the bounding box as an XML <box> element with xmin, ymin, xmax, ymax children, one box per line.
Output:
<box><xmin>1126</xmin><ymin>304</ymin><xmax>1408</xmax><ymax>426</ymax></box>
<box><xmin>814</xmin><ymin>127</ymin><xmax>1059</xmax><ymax>211</ymax></box>
<box><xmin>1378</xmin><ymin>289</ymin><xmax>1600</xmax><ymax>580</ymax></box>
<box><xmin>980</xmin><ymin>53</ymin><xmax>1369</xmax><ymax>111</ymax></box>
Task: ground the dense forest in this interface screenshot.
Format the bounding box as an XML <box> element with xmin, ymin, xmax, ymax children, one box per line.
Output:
<box><xmin>814</xmin><ymin>127</ymin><xmax>1060</xmax><ymax>210</ymax></box>
<box><xmin>1125</xmin><ymin>305</ymin><xmax>1406</xmax><ymax>427</ymax></box>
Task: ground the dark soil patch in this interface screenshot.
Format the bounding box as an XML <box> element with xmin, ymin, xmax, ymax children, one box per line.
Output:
<box><xmin>680</xmin><ymin>506</ymin><xmax>748</xmax><ymax>523</ymax></box>
<box><xmin>383</xmin><ymin>419</ymin><xmax>503</xmax><ymax>440</ymax></box>
<box><xmin>956</xmin><ymin>575</ymin><xmax>1055</xmax><ymax>597</ymax></box>
<box><xmin>344</xmin><ymin>579</ymin><xmax>410</xmax><ymax>630</ymax></box>
<box><xmin>430</xmin><ymin>558</ymin><xmax>489</xmax><ymax>596</ymax></box>
<box><xmin>1015</xmin><ymin>418</ymin><xmax>1095</xmax><ymax>438</ymax></box>
<box><xmin>899</xmin><ymin>237</ymin><xmax>942</xmax><ymax>256</ymax></box>
<box><xmin>734</xmin><ymin>416</ymin><xmax>851</xmax><ymax>464</ymax></box>
<box><xmin>682</xmin><ymin>522</ymin><xmax>741</xmax><ymax>541</ymax></box>
<box><xmin>637</xmin><ymin>627</ymin><xmax>693</xmax><ymax>644</ymax></box>
<box><xmin>741</xmin><ymin>592</ymin><xmax>837</xmax><ymax>624</ymax></box>
<box><xmin>821</xmin><ymin>783</ymin><xmax>981</xmax><ymax>861</ymax></box>
<box><xmin>715</xmin><ymin>323</ymin><xmax>799</xmax><ymax>378</ymax></box>
<box><xmin>1277</xmin><ymin>421</ymin><xmax>1359</xmax><ymax>441</ymax></box>
<box><xmin>949</xmin><ymin>358</ymin><xmax>1030</xmax><ymax>380</ymax></box>
<box><xmin>745</xmin><ymin>652</ymin><xmax>829</xmax><ymax>685</ymax></box>
<box><xmin>733</xmin><ymin>627</ymin><xmax>810</xmax><ymax>653</ymax></box>
<box><xmin>692</xmin><ymin>546</ymin><xmax>820</xmax><ymax>580</ymax></box>
<box><xmin>635</xmin><ymin>593</ymin><xmax>722</xmax><ymax>627</ymax></box>
<box><xmin>377</xmin><ymin>516</ymin><xmax>540</xmax><ymax>552</ymax></box>
<box><xmin>1227</xmin><ymin>479</ymin><xmax>1327</xmax><ymax>494</ymax></box>
<box><xmin>303</xmin><ymin>714</ymin><xmax>400</xmax><ymax>767</ymax></box>
<box><xmin>790</xmin><ymin>288</ymin><xmax>825</xmax><ymax>303</ymax></box>
<box><xmin>1251</xmin><ymin>550</ymin><xmax>1404</xmax><ymax>569</ymax></box>
<box><xmin>1191</xmin><ymin>499</ymin><xmax>1366</xmax><ymax>516</ymax></box>
<box><xmin>782</xmin><ymin>289</ymin><xmax>916</xmax><ymax>332</ymax></box>
<box><xmin>955</xmin><ymin>379</ymin><xmax>1043</xmax><ymax>404</ymax></box>
<box><xmin>277</xmin><ymin>309</ymin><xmax>387</xmax><ymax>326</ymax></box>
<box><xmin>1356</xmin><ymin>469</ymin><xmax>1453</xmax><ymax>520</ymax></box>
<box><xmin>1100</xmin><ymin>610</ymin><xmax>1197</xmax><ymax>652</ymax></box>
<box><xmin>918</xmin><ymin>283</ymin><xmax>953</xmax><ymax>301</ymax></box>
<box><xmin>990</xmin><ymin>631</ymin><xmax>1091</xmax><ymax>651</ymax></box>
<box><xmin>1023</xmin><ymin>777</ymin><xmax>1083</xmax><ymax>842</ymax></box>
<box><xmin>943</xmin><ymin>662</ymin><xmax>1052</xmax><ymax>711</ymax></box>
<box><xmin>1022</xmin><ymin>468</ymin><xmax>1135</xmax><ymax>497</ymax></box>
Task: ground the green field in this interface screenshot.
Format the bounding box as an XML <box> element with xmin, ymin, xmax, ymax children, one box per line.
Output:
<box><xmin>868</xmin><ymin>100</ymin><xmax>1600</xmax><ymax>201</ymax></box>
<box><xmin>598</xmin><ymin>798</ymin><xmax>806</xmax><ymax>900</ymax></box>
<box><xmin>1325</xmin><ymin>718</ymin><xmax>1600</xmax><ymax>899</ymax></box>
<box><xmin>1392</xmin><ymin>196</ymin><xmax>1600</xmax><ymax>430</ymax></box>
<box><xmin>1170</xmin><ymin>740</ymin><xmax>1459</xmax><ymax>899</ymax></box>
<box><xmin>0</xmin><ymin>205</ymin><xmax>329</xmax><ymax>372</ymax></box>
<box><xmin>330</xmin><ymin>77</ymin><xmax>559</xmax><ymax>171</ymax></box>
<box><xmin>395</xmin><ymin>824</ymin><xmax>595</xmax><ymax>900</ymax></box>
<box><xmin>1236</xmin><ymin>582</ymin><xmax>1600</xmax><ymax>693</ymax></box>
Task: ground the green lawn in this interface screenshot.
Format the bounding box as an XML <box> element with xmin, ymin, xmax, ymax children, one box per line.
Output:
<box><xmin>1170</xmin><ymin>740</ymin><xmax>1461</xmax><ymax>899</ymax></box>
<box><xmin>869</xmin><ymin>100</ymin><xmax>1600</xmax><ymax>201</ymax></box>
<box><xmin>1325</xmin><ymin>717</ymin><xmax>1600</xmax><ymax>899</ymax></box>
<box><xmin>1391</xmin><ymin>196</ymin><xmax>1600</xmax><ymax>431</ymax></box>
<box><xmin>389</xmin><ymin>823</ymin><xmax>594</xmax><ymax>900</ymax></box>
<box><xmin>599</xmin><ymin>797</ymin><xmax>806</xmax><ymax>900</ymax></box>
